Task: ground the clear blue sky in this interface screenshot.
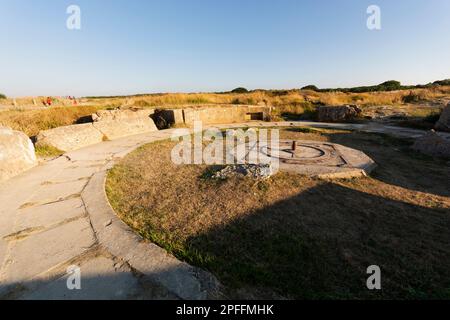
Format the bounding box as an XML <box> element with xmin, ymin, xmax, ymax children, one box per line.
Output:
<box><xmin>1</xmin><ymin>0</ymin><xmax>449</xmax><ymax>97</ymax></box>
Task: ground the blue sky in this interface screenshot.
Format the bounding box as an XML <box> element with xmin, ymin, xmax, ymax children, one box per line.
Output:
<box><xmin>0</xmin><ymin>0</ymin><xmax>449</xmax><ymax>97</ymax></box>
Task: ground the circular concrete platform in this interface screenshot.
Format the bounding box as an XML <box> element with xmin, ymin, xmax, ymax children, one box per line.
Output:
<box><xmin>258</xmin><ymin>140</ymin><xmax>377</xmax><ymax>179</ymax></box>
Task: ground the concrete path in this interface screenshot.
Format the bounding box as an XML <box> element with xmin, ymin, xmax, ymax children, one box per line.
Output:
<box><xmin>0</xmin><ymin>121</ymin><xmax>446</xmax><ymax>300</ymax></box>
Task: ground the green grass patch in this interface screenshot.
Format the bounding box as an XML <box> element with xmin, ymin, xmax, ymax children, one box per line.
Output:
<box><xmin>35</xmin><ymin>144</ymin><xmax>64</xmax><ymax>158</ymax></box>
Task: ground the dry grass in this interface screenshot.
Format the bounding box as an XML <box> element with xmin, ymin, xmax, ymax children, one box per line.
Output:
<box><xmin>1</xmin><ymin>86</ymin><xmax>448</xmax><ymax>136</ymax></box>
<box><xmin>0</xmin><ymin>106</ymin><xmax>102</xmax><ymax>137</ymax></box>
<box><xmin>86</xmin><ymin>86</ymin><xmax>450</xmax><ymax>109</ymax></box>
<box><xmin>106</xmin><ymin>128</ymin><xmax>450</xmax><ymax>299</ymax></box>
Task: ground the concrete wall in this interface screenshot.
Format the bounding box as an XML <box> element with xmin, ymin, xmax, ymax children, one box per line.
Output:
<box><xmin>36</xmin><ymin>109</ymin><xmax>158</xmax><ymax>152</ymax></box>
<box><xmin>35</xmin><ymin>106</ymin><xmax>269</xmax><ymax>152</ymax></box>
<box><xmin>92</xmin><ymin>109</ymin><xmax>158</xmax><ymax>140</ymax></box>
<box><xmin>182</xmin><ymin>105</ymin><xmax>270</xmax><ymax>126</ymax></box>
<box><xmin>0</xmin><ymin>126</ymin><xmax>37</xmax><ymax>182</ymax></box>
<box><xmin>36</xmin><ymin>123</ymin><xmax>105</xmax><ymax>152</ymax></box>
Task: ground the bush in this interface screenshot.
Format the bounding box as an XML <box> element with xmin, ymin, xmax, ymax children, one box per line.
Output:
<box><xmin>433</xmin><ymin>79</ymin><xmax>450</xmax><ymax>86</ymax></box>
<box><xmin>0</xmin><ymin>93</ymin><xmax>6</xmax><ymax>99</ymax></box>
<box><xmin>378</xmin><ymin>80</ymin><xmax>402</xmax><ymax>91</ymax></box>
<box><xmin>231</xmin><ymin>87</ymin><xmax>249</xmax><ymax>94</ymax></box>
<box><xmin>402</xmin><ymin>92</ymin><xmax>421</xmax><ymax>103</ymax></box>
<box><xmin>301</xmin><ymin>85</ymin><xmax>319</xmax><ymax>91</ymax></box>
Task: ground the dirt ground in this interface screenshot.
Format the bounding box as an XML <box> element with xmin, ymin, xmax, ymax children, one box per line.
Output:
<box><xmin>106</xmin><ymin>128</ymin><xmax>450</xmax><ymax>299</ymax></box>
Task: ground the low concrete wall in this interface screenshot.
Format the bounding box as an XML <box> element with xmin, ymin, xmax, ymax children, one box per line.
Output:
<box><xmin>0</xmin><ymin>126</ymin><xmax>37</xmax><ymax>182</ymax></box>
<box><xmin>36</xmin><ymin>123</ymin><xmax>105</xmax><ymax>152</ymax></box>
<box><xmin>92</xmin><ymin>109</ymin><xmax>158</xmax><ymax>140</ymax></box>
<box><xmin>182</xmin><ymin>105</ymin><xmax>269</xmax><ymax>126</ymax></box>
<box><xmin>35</xmin><ymin>106</ymin><xmax>269</xmax><ymax>152</ymax></box>
<box><xmin>36</xmin><ymin>109</ymin><xmax>158</xmax><ymax>152</ymax></box>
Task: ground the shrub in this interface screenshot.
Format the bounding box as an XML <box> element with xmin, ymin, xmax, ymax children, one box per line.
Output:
<box><xmin>133</xmin><ymin>99</ymin><xmax>152</xmax><ymax>107</ymax></box>
<box><xmin>402</xmin><ymin>91</ymin><xmax>421</xmax><ymax>103</ymax></box>
<box><xmin>378</xmin><ymin>80</ymin><xmax>402</xmax><ymax>91</ymax></box>
<box><xmin>301</xmin><ymin>85</ymin><xmax>319</xmax><ymax>91</ymax></box>
<box><xmin>231</xmin><ymin>87</ymin><xmax>249</xmax><ymax>94</ymax></box>
<box><xmin>433</xmin><ymin>79</ymin><xmax>450</xmax><ymax>86</ymax></box>
<box><xmin>0</xmin><ymin>93</ymin><xmax>6</xmax><ymax>99</ymax></box>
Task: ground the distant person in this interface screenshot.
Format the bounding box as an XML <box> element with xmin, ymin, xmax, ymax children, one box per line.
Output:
<box><xmin>46</xmin><ymin>97</ymin><xmax>52</xmax><ymax>106</ymax></box>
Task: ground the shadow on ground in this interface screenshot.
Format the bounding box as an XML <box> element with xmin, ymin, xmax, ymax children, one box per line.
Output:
<box><xmin>325</xmin><ymin>131</ymin><xmax>450</xmax><ymax>197</ymax></box>
<box><xmin>0</xmin><ymin>264</ymin><xmax>180</xmax><ymax>300</ymax></box>
<box><xmin>184</xmin><ymin>182</ymin><xmax>450</xmax><ymax>299</ymax></box>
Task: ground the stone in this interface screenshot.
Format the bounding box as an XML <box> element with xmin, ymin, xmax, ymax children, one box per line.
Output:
<box><xmin>412</xmin><ymin>130</ymin><xmax>450</xmax><ymax>158</ymax></box>
<box><xmin>212</xmin><ymin>164</ymin><xmax>274</xmax><ymax>180</ymax></box>
<box><xmin>0</xmin><ymin>126</ymin><xmax>37</xmax><ymax>182</ymax></box>
<box><xmin>317</xmin><ymin>105</ymin><xmax>362</xmax><ymax>122</ymax></box>
<box><xmin>435</xmin><ymin>103</ymin><xmax>450</xmax><ymax>132</ymax></box>
<box><xmin>35</xmin><ymin>123</ymin><xmax>104</xmax><ymax>152</ymax></box>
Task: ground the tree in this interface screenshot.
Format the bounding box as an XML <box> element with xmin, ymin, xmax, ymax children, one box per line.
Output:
<box><xmin>378</xmin><ymin>80</ymin><xmax>402</xmax><ymax>91</ymax></box>
<box><xmin>231</xmin><ymin>87</ymin><xmax>249</xmax><ymax>93</ymax></box>
<box><xmin>0</xmin><ymin>93</ymin><xmax>6</xmax><ymax>99</ymax></box>
<box><xmin>301</xmin><ymin>85</ymin><xmax>319</xmax><ymax>91</ymax></box>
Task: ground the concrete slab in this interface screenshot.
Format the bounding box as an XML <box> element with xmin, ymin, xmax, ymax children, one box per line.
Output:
<box><xmin>1</xmin><ymin>218</ymin><xmax>95</xmax><ymax>284</ymax></box>
<box><xmin>15</xmin><ymin>197</ymin><xmax>85</xmax><ymax>231</ymax></box>
<box><xmin>26</xmin><ymin>179</ymin><xmax>88</xmax><ymax>205</ymax></box>
<box><xmin>256</xmin><ymin>140</ymin><xmax>376</xmax><ymax>178</ymax></box>
<box><xmin>19</xmin><ymin>256</ymin><xmax>141</xmax><ymax>300</ymax></box>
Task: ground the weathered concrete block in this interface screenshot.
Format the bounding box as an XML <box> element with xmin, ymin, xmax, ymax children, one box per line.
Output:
<box><xmin>318</xmin><ymin>105</ymin><xmax>362</xmax><ymax>122</ymax></box>
<box><xmin>435</xmin><ymin>103</ymin><xmax>450</xmax><ymax>132</ymax></box>
<box><xmin>92</xmin><ymin>108</ymin><xmax>155</xmax><ymax>122</ymax></box>
<box><xmin>36</xmin><ymin>123</ymin><xmax>104</xmax><ymax>152</ymax></box>
<box><xmin>412</xmin><ymin>130</ymin><xmax>450</xmax><ymax>158</ymax></box>
<box><xmin>93</xmin><ymin>117</ymin><xmax>158</xmax><ymax>140</ymax></box>
<box><xmin>92</xmin><ymin>109</ymin><xmax>158</xmax><ymax>140</ymax></box>
<box><xmin>183</xmin><ymin>105</ymin><xmax>269</xmax><ymax>126</ymax></box>
<box><xmin>0</xmin><ymin>126</ymin><xmax>37</xmax><ymax>182</ymax></box>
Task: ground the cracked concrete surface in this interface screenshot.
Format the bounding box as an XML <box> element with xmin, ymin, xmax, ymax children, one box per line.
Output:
<box><xmin>0</xmin><ymin>121</ymin><xmax>447</xmax><ymax>300</ymax></box>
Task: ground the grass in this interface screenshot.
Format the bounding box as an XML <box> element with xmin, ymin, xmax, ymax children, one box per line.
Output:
<box><xmin>34</xmin><ymin>144</ymin><xmax>64</xmax><ymax>158</ymax></box>
<box><xmin>106</xmin><ymin>128</ymin><xmax>450</xmax><ymax>299</ymax></box>
<box><xmin>0</xmin><ymin>105</ymin><xmax>102</xmax><ymax>137</ymax></box>
<box><xmin>0</xmin><ymin>86</ymin><xmax>448</xmax><ymax>137</ymax></box>
<box><xmin>84</xmin><ymin>85</ymin><xmax>450</xmax><ymax>109</ymax></box>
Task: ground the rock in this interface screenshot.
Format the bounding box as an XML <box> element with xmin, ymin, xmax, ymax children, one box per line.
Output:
<box><xmin>0</xmin><ymin>126</ymin><xmax>37</xmax><ymax>182</ymax></box>
<box><xmin>412</xmin><ymin>130</ymin><xmax>450</xmax><ymax>158</ymax></box>
<box><xmin>36</xmin><ymin>123</ymin><xmax>104</xmax><ymax>152</ymax></box>
<box><xmin>212</xmin><ymin>164</ymin><xmax>274</xmax><ymax>180</ymax></box>
<box><xmin>317</xmin><ymin>105</ymin><xmax>362</xmax><ymax>122</ymax></box>
<box><xmin>435</xmin><ymin>103</ymin><xmax>450</xmax><ymax>132</ymax></box>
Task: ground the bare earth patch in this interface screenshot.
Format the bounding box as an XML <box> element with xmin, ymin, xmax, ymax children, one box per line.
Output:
<box><xmin>106</xmin><ymin>128</ymin><xmax>450</xmax><ymax>299</ymax></box>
